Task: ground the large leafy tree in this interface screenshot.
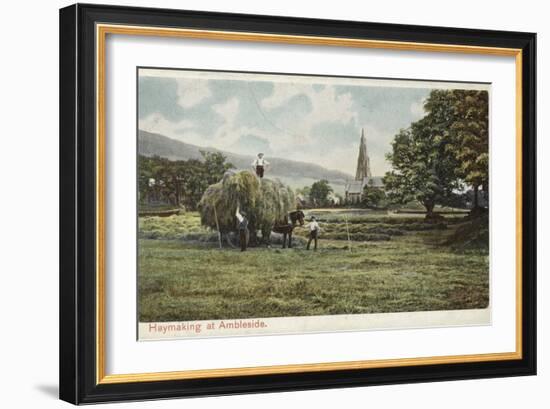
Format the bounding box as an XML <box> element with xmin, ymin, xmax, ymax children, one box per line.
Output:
<box><xmin>384</xmin><ymin>89</ymin><xmax>489</xmax><ymax>215</ymax></box>
<box><xmin>443</xmin><ymin>90</ymin><xmax>489</xmax><ymax>208</ymax></box>
<box><xmin>384</xmin><ymin>91</ymin><xmax>463</xmax><ymax>217</ymax></box>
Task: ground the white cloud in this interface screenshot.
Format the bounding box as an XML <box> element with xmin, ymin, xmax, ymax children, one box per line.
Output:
<box><xmin>139</xmin><ymin>113</ymin><xmax>193</xmax><ymax>134</ymax></box>
<box><xmin>212</xmin><ymin>97</ymin><xmax>240</xmax><ymax>124</ymax></box>
<box><xmin>284</xmin><ymin>124</ymin><xmax>391</xmax><ymax>175</ymax></box>
<box><xmin>210</xmin><ymin>95</ymin><xmax>318</xmax><ymax>153</ymax></box>
<box><xmin>211</xmin><ymin>98</ymin><xmax>242</xmax><ymax>148</ymax></box>
<box><xmin>260</xmin><ymin>83</ymin><xmax>301</xmax><ymax>110</ymax></box>
<box><xmin>309</xmin><ymin>86</ymin><xmax>356</xmax><ymax>125</ymax></box>
<box><xmin>259</xmin><ymin>83</ymin><xmax>358</xmax><ymax>145</ymax></box>
<box><xmin>192</xmin><ymin>83</ymin><xmax>362</xmax><ymax>164</ymax></box>
<box><xmin>176</xmin><ymin>78</ymin><xmax>211</xmax><ymax>108</ymax></box>
<box><xmin>139</xmin><ymin>99</ymin><xmax>289</xmax><ymax>154</ymax></box>
<box><xmin>139</xmin><ymin>113</ymin><xmax>205</xmax><ymax>145</ymax></box>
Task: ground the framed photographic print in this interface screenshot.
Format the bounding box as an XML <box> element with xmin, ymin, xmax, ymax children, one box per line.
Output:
<box><xmin>59</xmin><ymin>3</ymin><xmax>536</xmax><ymax>404</ymax></box>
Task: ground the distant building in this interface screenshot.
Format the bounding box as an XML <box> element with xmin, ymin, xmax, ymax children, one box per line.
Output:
<box><xmin>345</xmin><ymin>129</ymin><xmax>384</xmax><ymax>204</ymax></box>
<box><xmin>327</xmin><ymin>192</ymin><xmax>341</xmax><ymax>206</ymax></box>
<box><xmin>295</xmin><ymin>193</ymin><xmax>308</xmax><ymax>208</ymax></box>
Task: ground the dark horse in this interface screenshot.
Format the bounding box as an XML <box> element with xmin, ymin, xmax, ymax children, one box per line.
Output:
<box><xmin>270</xmin><ymin>210</ymin><xmax>305</xmax><ymax>249</ymax></box>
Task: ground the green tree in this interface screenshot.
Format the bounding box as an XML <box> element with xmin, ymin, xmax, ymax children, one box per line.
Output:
<box><xmin>178</xmin><ymin>159</ymin><xmax>209</xmax><ymax>210</ymax></box>
<box><xmin>443</xmin><ymin>90</ymin><xmax>489</xmax><ymax>208</ymax></box>
<box><xmin>178</xmin><ymin>151</ymin><xmax>234</xmax><ymax>210</ymax></box>
<box><xmin>420</xmin><ymin>90</ymin><xmax>489</xmax><ymax>209</ymax></box>
<box><xmin>137</xmin><ymin>151</ymin><xmax>234</xmax><ymax>211</ymax></box>
<box><xmin>384</xmin><ymin>93</ymin><xmax>463</xmax><ymax>217</ymax></box>
<box><xmin>362</xmin><ymin>182</ymin><xmax>386</xmax><ymax>208</ymax></box>
<box><xmin>309</xmin><ymin>180</ymin><xmax>333</xmax><ymax>207</ymax></box>
<box><xmin>384</xmin><ymin>89</ymin><xmax>489</xmax><ymax>216</ymax></box>
<box><xmin>201</xmin><ymin>150</ymin><xmax>235</xmax><ymax>185</ymax></box>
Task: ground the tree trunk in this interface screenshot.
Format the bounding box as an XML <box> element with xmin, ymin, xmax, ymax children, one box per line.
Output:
<box><xmin>473</xmin><ymin>184</ymin><xmax>479</xmax><ymax>209</ymax></box>
<box><xmin>423</xmin><ymin>200</ymin><xmax>439</xmax><ymax>220</ymax></box>
<box><xmin>174</xmin><ymin>178</ymin><xmax>180</xmax><ymax>207</ymax></box>
<box><xmin>424</xmin><ymin>201</ymin><xmax>435</xmax><ymax>217</ymax></box>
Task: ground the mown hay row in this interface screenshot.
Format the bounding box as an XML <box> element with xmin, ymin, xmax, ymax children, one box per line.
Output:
<box><xmin>321</xmin><ymin>232</ymin><xmax>392</xmax><ymax>241</ymax></box>
<box><xmin>310</xmin><ymin>215</ymin><xmax>450</xmax><ymax>225</ymax></box>
<box><xmin>310</xmin><ymin>222</ymin><xmax>445</xmax><ymax>236</ymax></box>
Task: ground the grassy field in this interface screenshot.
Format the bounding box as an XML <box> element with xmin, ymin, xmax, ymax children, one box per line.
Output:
<box><xmin>138</xmin><ymin>210</ymin><xmax>489</xmax><ymax>322</ymax></box>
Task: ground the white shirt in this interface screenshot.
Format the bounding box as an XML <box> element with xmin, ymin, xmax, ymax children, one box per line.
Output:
<box><xmin>252</xmin><ymin>157</ymin><xmax>269</xmax><ymax>166</ymax></box>
<box><xmin>307</xmin><ymin>221</ymin><xmax>320</xmax><ymax>232</ymax></box>
<box><xmin>235</xmin><ymin>208</ymin><xmax>244</xmax><ymax>223</ymax></box>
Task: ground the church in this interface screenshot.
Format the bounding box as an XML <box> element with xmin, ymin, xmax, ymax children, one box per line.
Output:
<box><xmin>344</xmin><ymin>129</ymin><xmax>384</xmax><ymax>204</ymax></box>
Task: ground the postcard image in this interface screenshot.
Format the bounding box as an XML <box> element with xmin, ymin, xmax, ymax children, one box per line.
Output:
<box><xmin>136</xmin><ymin>68</ymin><xmax>490</xmax><ymax>340</ymax></box>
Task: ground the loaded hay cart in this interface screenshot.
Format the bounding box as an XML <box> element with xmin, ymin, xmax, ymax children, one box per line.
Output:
<box><xmin>198</xmin><ymin>170</ymin><xmax>296</xmax><ymax>247</ymax></box>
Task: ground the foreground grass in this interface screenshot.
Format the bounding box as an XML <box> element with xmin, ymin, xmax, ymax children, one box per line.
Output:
<box><xmin>138</xmin><ymin>221</ymin><xmax>489</xmax><ymax>321</ymax></box>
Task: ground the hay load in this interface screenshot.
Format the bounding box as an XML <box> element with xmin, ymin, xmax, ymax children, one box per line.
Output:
<box><xmin>198</xmin><ymin>170</ymin><xmax>259</xmax><ymax>233</ymax></box>
<box><xmin>198</xmin><ymin>170</ymin><xmax>295</xmax><ymax>240</ymax></box>
<box><xmin>255</xmin><ymin>178</ymin><xmax>295</xmax><ymax>237</ymax></box>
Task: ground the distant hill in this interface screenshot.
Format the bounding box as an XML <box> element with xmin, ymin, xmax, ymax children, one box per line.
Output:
<box><xmin>138</xmin><ymin>130</ymin><xmax>353</xmax><ymax>192</ymax></box>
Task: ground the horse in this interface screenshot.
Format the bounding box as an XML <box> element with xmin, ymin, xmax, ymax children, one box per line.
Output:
<box><xmin>269</xmin><ymin>210</ymin><xmax>305</xmax><ymax>249</ymax></box>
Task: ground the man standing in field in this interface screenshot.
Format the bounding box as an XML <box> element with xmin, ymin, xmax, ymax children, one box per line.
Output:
<box><xmin>235</xmin><ymin>207</ymin><xmax>249</xmax><ymax>252</ymax></box>
<box><xmin>252</xmin><ymin>153</ymin><xmax>269</xmax><ymax>178</ymax></box>
<box><xmin>306</xmin><ymin>216</ymin><xmax>320</xmax><ymax>251</ymax></box>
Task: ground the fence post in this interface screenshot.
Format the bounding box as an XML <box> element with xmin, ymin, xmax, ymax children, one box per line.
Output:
<box><xmin>344</xmin><ymin>213</ymin><xmax>352</xmax><ymax>253</ymax></box>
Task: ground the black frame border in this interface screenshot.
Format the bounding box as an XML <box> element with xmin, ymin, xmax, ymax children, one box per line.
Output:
<box><xmin>60</xmin><ymin>3</ymin><xmax>536</xmax><ymax>404</ymax></box>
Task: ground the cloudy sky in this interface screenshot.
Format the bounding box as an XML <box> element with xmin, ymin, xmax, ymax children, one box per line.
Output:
<box><xmin>138</xmin><ymin>68</ymin><xmax>439</xmax><ymax>176</ymax></box>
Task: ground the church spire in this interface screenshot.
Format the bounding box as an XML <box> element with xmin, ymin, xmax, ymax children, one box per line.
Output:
<box><xmin>355</xmin><ymin>128</ymin><xmax>372</xmax><ymax>181</ymax></box>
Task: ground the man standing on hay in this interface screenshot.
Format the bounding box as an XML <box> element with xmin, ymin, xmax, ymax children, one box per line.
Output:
<box><xmin>306</xmin><ymin>216</ymin><xmax>321</xmax><ymax>251</ymax></box>
<box><xmin>235</xmin><ymin>207</ymin><xmax>249</xmax><ymax>252</ymax></box>
<box><xmin>252</xmin><ymin>153</ymin><xmax>270</xmax><ymax>178</ymax></box>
